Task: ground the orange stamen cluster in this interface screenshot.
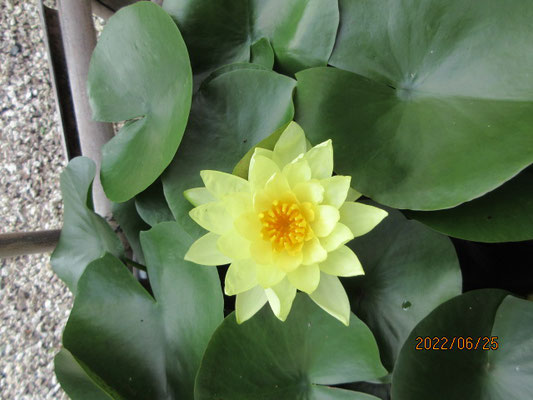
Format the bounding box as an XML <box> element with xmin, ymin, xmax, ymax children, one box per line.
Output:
<box><xmin>259</xmin><ymin>200</ymin><xmax>309</xmax><ymax>254</ymax></box>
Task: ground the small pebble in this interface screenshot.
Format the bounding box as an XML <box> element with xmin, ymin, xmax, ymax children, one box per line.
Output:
<box><xmin>10</xmin><ymin>43</ymin><xmax>21</xmax><ymax>56</ymax></box>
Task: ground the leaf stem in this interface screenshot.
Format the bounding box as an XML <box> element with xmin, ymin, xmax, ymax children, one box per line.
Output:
<box><xmin>122</xmin><ymin>257</ymin><xmax>147</xmax><ymax>272</ymax></box>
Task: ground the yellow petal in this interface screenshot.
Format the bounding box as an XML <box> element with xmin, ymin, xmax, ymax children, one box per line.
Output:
<box><xmin>292</xmin><ymin>180</ymin><xmax>324</xmax><ymax>204</ymax></box>
<box><xmin>253</xmin><ymin>173</ymin><xmax>297</xmax><ymax>213</ymax></box>
<box><xmin>302</xmin><ymin>237</ymin><xmax>327</xmax><ymax>265</ymax></box>
<box><xmin>300</xmin><ymin>202</ymin><xmax>316</xmax><ymax>222</ymax></box>
<box><xmin>200</xmin><ymin>170</ymin><xmax>250</xmax><ymax>198</ymax></box>
<box><xmin>189</xmin><ymin>201</ymin><xmax>232</xmax><ymax>234</ymax></box>
<box><xmin>249</xmin><ymin>152</ymin><xmax>280</xmax><ymax>190</ymax></box>
<box><xmin>253</xmin><ymin>172</ymin><xmax>296</xmax><ymax>212</ymax></box>
<box><xmin>236</xmin><ymin>285</ymin><xmax>267</xmax><ymax>324</ymax></box>
<box><xmin>265</xmin><ymin>278</ymin><xmax>297</xmax><ymax>321</ymax></box>
<box><xmin>184</xmin><ymin>232</ymin><xmax>231</xmax><ymax>266</ymax></box>
<box><xmin>339</xmin><ymin>202</ymin><xmax>388</xmax><ymax>237</ymax></box>
<box><xmin>234</xmin><ymin>212</ymin><xmax>262</xmax><ymax>241</ymax></box>
<box><xmin>254</xmin><ymin>148</ymin><xmax>274</xmax><ymax>159</ymax></box>
<box><xmin>287</xmin><ymin>264</ymin><xmax>320</xmax><ymax>294</ymax></box>
<box><xmin>273</xmin><ymin>250</ymin><xmax>303</xmax><ymax>272</ymax></box>
<box><xmin>225</xmin><ymin>259</ymin><xmax>258</xmax><ymax>295</ymax></box>
<box><xmin>272</xmin><ymin>122</ymin><xmax>307</xmax><ymax>168</ymax></box>
<box><xmin>309</xmin><ymin>273</ymin><xmax>351</xmax><ymax>326</ymax></box>
<box><xmin>250</xmin><ymin>239</ymin><xmax>273</xmax><ymax>265</ymax></box>
<box><xmin>320</xmin><ymin>176</ymin><xmax>351</xmax><ymax>208</ymax></box>
<box><xmin>282</xmin><ymin>156</ymin><xmax>312</xmax><ymax>188</ymax></box>
<box><xmin>305</xmin><ymin>140</ymin><xmax>333</xmax><ymax>179</ymax></box>
<box><xmin>311</xmin><ymin>205</ymin><xmax>340</xmax><ymax>237</ymax></box>
<box><xmin>263</xmin><ymin>172</ymin><xmax>292</xmax><ymax>199</ymax></box>
<box><xmin>257</xmin><ymin>263</ymin><xmax>286</xmax><ymax>288</ymax></box>
<box><xmin>217</xmin><ymin>229</ymin><xmax>251</xmax><ymax>260</ymax></box>
<box><xmin>346</xmin><ymin>186</ymin><xmax>362</xmax><ymax>202</ymax></box>
<box><xmin>183</xmin><ymin>187</ymin><xmax>215</xmax><ymax>206</ymax></box>
<box><xmin>252</xmin><ymin>191</ymin><xmax>272</xmax><ymax>214</ymax></box>
<box><xmin>319</xmin><ymin>245</ymin><xmax>363</xmax><ymax>277</ymax></box>
<box><xmin>223</xmin><ymin>192</ymin><xmax>253</xmax><ymax>218</ymax></box>
<box><xmin>319</xmin><ymin>223</ymin><xmax>354</xmax><ymax>252</ymax></box>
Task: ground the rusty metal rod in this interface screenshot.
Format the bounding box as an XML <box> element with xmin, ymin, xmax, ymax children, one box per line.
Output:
<box><xmin>57</xmin><ymin>0</ymin><xmax>114</xmax><ymax>218</ymax></box>
<box><xmin>91</xmin><ymin>0</ymin><xmax>114</xmax><ymax>20</ymax></box>
<box><xmin>0</xmin><ymin>230</ymin><xmax>61</xmax><ymax>258</ymax></box>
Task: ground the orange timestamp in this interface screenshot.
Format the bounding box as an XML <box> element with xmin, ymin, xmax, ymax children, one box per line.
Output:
<box><xmin>415</xmin><ymin>336</ymin><xmax>499</xmax><ymax>351</ymax></box>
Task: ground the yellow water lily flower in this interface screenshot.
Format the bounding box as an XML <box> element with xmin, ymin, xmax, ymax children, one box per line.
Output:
<box><xmin>184</xmin><ymin>122</ymin><xmax>387</xmax><ymax>325</ymax></box>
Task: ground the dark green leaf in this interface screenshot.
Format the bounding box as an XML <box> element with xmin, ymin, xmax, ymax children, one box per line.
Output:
<box><xmin>344</xmin><ymin>205</ymin><xmax>461</xmax><ymax>371</ymax></box>
<box><xmin>63</xmin><ymin>222</ymin><xmax>223</xmax><ymax>399</ymax></box>
<box><xmin>134</xmin><ymin>180</ymin><xmax>174</xmax><ymax>227</ymax></box>
<box><xmin>195</xmin><ymin>295</ymin><xmax>387</xmax><ymax>400</ymax></box>
<box><xmin>309</xmin><ymin>386</ymin><xmax>381</xmax><ymax>400</ymax></box>
<box><xmin>162</xmin><ymin>68</ymin><xmax>296</xmax><ymax>237</ymax></box>
<box><xmin>163</xmin><ymin>0</ymin><xmax>338</xmax><ymax>82</ymax></box>
<box><xmin>88</xmin><ymin>2</ymin><xmax>192</xmax><ymax>202</ymax></box>
<box><xmin>392</xmin><ymin>290</ymin><xmax>533</xmax><ymax>400</ymax></box>
<box><xmin>296</xmin><ymin>0</ymin><xmax>533</xmax><ymax>210</ymax></box>
<box><xmin>54</xmin><ymin>349</ymin><xmax>113</xmax><ymax>400</ymax></box>
<box><xmin>51</xmin><ymin>157</ymin><xmax>123</xmax><ymax>294</ymax></box>
<box><xmin>406</xmin><ymin>167</ymin><xmax>533</xmax><ymax>242</ymax></box>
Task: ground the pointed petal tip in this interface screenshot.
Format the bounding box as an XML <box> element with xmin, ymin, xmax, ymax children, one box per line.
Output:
<box><xmin>275</xmin><ymin>313</ymin><xmax>288</xmax><ymax>322</ymax></box>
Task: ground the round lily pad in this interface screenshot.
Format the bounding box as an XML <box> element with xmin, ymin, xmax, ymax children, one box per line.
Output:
<box><xmin>392</xmin><ymin>290</ymin><xmax>533</xmax><ymax>399</ymax></box>
<box><xmin>195</xmin><ymin>294</ymin><xmax>387</xmax><ymax>399</ymax></box>
<box><xmin>88</xmin><ymin>2</ymin><xmax>192</xmax><ymax>202</ymax></box>
<box><xmin>295</xmin><ymin>0</ymin><xmax>533</xmax><ymax>210</ymax></box>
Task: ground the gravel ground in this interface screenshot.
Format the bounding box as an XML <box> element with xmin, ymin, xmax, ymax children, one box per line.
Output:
<box><xmin>1</xmin><ymin>0</ymin><xmax>71</xmax><ymax>398</ymax></box>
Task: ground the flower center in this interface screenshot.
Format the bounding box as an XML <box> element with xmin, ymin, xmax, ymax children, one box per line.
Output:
<box><xmin>259</xmin><ymin>200</ymin><xmax>311</xmax><ymax>254</ymax></box>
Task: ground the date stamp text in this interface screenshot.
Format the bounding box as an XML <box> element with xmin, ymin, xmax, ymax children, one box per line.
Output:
<box><xmin>415</xmin><ymin>336</ymin><xmax>499</xmax><ymax>351</ymax></box>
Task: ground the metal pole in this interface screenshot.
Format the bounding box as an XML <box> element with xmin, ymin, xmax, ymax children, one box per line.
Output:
<box><xmin>91</xmin><ymin>0</ymin><xmax>114</xmax><ymax>20</ymax></box>
<box><xmin>0</xmin><ymin>230</ymin><xmax>61</xmax><ymax>258</ymax></box>
<box><xmin>57</xmin><ymin>0</ymin><xmax>114</xmax><ymax>218</ymax></box>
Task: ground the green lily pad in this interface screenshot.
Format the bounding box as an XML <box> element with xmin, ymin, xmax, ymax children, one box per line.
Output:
<box><xmin>406</xmin><ymin>167</ymin><xmax>533</xmax><ymax>242</ymax></box>
<box><xmin>199</xmin><ymin>63</ymin><xmax>271</xmax><ymax>90</ymax></box>
<box><xmin>344</xmin><ymin>205</ymin><xmax>461</xmax><ymax>371</ymax></box>
<box><xmin>54</xmin><ymin>349</ymin><xmax>113</xmax><ymax>400</ymax></box>
<box><xmin>162</xmin><ymin>68</ymin><xmax>296</xmax><ymax>237</ymax></box>
<box><xmin>51</xmin><ymin>157</ymin><xmax>123</xmax><ymax>294</ymax></box>
<box><xmin>163</xmin><ymin>0</ymin><xmax>338</xmax><ymax>81</ymax></box>
<box><xmin>296</xmin><ymin>0</ymin><xmax>533</xmax><ymax>210</ymax></box>
<box><xmin>88</xmin><ymin>2</ymin><xmax>192</xmax><ymax>202</ymax></box>
<box><xmin>112</xmin><ymin>199</ymin><xmax>149</xmax><ymax>264</ymax></box>
<box><xmin>62</xmin><ymin>222</ymin><xmax>223</xmax><ymax>399</ymax></box>
<box><xmin>251</xmin><ymin>37</ymin><xmax>275</xmax><ymax>69</ymax></box>
<box><xmin>392</xmin><ymin>290</ymin><xmax>533</xmax><ymax>400</ymax></box>
<box><xmin>195</xmin><ymin>294</ymin><xmax>387</xmax><ymax>399</ymax></box>
<box><xmin>134</xmin><ymin>180</ymin><xmax>175</xmax><ymax>227</ymax></box>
